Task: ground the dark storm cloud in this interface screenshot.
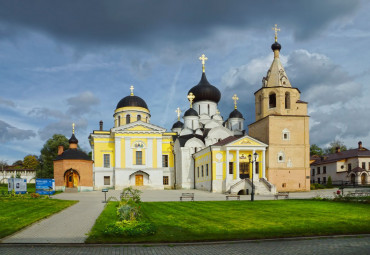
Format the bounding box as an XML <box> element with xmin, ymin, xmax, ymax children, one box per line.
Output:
<box><xmin>0</xmin><ymin>120</ymin><xmax>36</xmax><ymax>142</ymax></box>
<box><xmin>0</xmin><ymin>0</ymin><xmax>360</xmax><ymax>48</ymax></box>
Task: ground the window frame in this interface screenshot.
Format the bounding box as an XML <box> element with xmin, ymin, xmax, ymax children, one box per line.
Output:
<box><xmin>162</xmin><ymin>155</ymin><xmax>169</xmax><ymax>167</ymax></box>
<box><xmin>136</xmin><ymin>151</ymin><xmax>143</xmax><ymax>165</ymax></box>
<box><xmin>103</xmin><ymin>154</ymin><xmax>110</xmax><ymax>168</ymax></box>
<box><xmin>163</xmin><ymin>176</ymin><xmax>169</xmax><ymax>185</ymax></box>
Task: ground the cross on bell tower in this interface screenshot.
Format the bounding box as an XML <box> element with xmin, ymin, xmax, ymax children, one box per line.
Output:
<box><xmin>72</xmin><ymin>123</ymin><xmax>75</xmax><ymax>134</ymax></box>
<box><xmin>232</xmin><ymin>94</ymin><xmax>239</xmax><ymax>109</ymax></box>
<box><xmin>187</xmin><ymin>92</ymin><xmax>195</xmax><ymax>108</ymax></box>
<box><xmin>199</xmin><ymin>54</ymin><xmax>208</xmax><ymax>73</ymax></box>
<box><xmin>272</xmin><ymin>24</ymin><xmax>280</xmax><ymax>42</ymax></box>
<box><xmin>130</xmin><ymin>85</ymin><xmax>134</xmax><ymax>96</ymax></box>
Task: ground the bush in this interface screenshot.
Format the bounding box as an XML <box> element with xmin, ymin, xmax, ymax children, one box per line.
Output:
<box><xmin>310</xmin><ymin>183</ymin><xmax>325</xmax><ymax>190</ymax></box>
<box><xmin>104</xmin><ymin>221</ymin><xmax>156</xmax><ymax>237</ymax></box>
<box><xmin>326</xmin><ymin>176</ymin><xmax>333</xmax><ymax>188</ymax></box>
<box><xmin>30</xmin><ymin>193</ymin><xmax>40</xmax><ymax>199</ymax></box>
<box><xmin>117</xmin><ymin>203</ymin><xmax>141</xmax><ymax>221</ymax></box>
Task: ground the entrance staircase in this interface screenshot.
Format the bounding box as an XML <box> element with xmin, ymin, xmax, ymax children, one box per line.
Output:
<box><xmin>227</xmin><ymin>178</ymin><xmax>275</xmax><ymax>195</ymax></box>
<box><xmin>65</xmin><ymin>187</ymin><xmax>78</xmax><ymax>193</ymax></box>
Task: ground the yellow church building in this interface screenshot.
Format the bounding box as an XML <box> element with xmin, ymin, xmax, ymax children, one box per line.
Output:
<box><xmin>89</xmin><ymin>27</ymin><xmax>310</xmax><ymax>193</ymax></box>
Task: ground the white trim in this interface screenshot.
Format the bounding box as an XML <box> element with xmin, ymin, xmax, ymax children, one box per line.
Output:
<box><xmin>115</xmin><ymin>138</ymin><xmax>121</xmax><ymax>168</ymax></box>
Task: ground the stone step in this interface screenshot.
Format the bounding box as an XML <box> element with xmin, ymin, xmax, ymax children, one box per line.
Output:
<box><xmin>65</xmin><ymin>187</ymin><xmax>78</xmax><ymax>193</ymax></box>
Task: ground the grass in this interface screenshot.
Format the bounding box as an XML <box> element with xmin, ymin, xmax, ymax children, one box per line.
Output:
<box><xmin>0</xmin><ymin>198</ymin><xmax>77</xmax><ymax>239</ymax></box>
<box><xmin>86</xmin><ymin>200</ymin><xmax>370</xmax><ymax>243</ymax></box>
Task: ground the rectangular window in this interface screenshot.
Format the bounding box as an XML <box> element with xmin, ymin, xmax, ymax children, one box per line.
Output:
<box><xmin>362</xmin><ymin>162</ymin><xmax>366</xmax><ymax>169</ymax></box>
<box><xmin>206</xmin><ymin>164</ymin><xmax>209</xmax><ymax>176</ymax></box>
<box><xmin>104</xmin><ymin>176</ymin><xmax>110</xmax><ymax>185</ymax></box>
<box><xmin>369</xmin><ymin>162</ymin><xmax>370</xmax><ymax>170</ymax></box>
<box><xmin>255</xmin><ymin>162</ymin><xmax>259</xmax><ymax>174</ymax></box>
<box><xmin>317</xmin><ymin>167</ymin><xmax>320</xmax><ymax>174</ymax></box>
<box><xmin>162</xmin><ymin>155</ymin><xmax>169</xmax><ymax>167</ymax></box>
<box><xmin>323</xmin><ymin>177</ymin><xmax>326</xmax><ymax>184</ymax></box>
<box><xmin>323</xmin><ymin>166</ymin><xmax>326</xmax><ymax>174</ymax></box>
<box><xmin>229</xmin><ymin>162</ymin><xmax>233</xmax><ymax>174</ymax></box>
<box><xmin>197</xmin><ymin>167</ymin><xmax>199</xmax><ymax>178</ymax></box>
<box><xmin>317</xmin><ymin>178</ymin><xmax>320</xmax><ymax>184</ymax></box>
<box><xmin>103</xmin><ymin>154</ymin><xmax>110</xmax><ymax>168</ymax></box>
<box><xmin>312</xmin><ymin>169</ymin><xmax>315</xmax><ymax>176</ymax></box>
<box><xmin>136</xmin><ymin>151</ymin><xmax>142</xmax><ymax>165</ymax></box>
<box><xmin>282</xmin><ymin>183</ymin><xmax>286</xmax><ymax>188</ymax></box>
<box><xmin>201</xmin><ymin>166</ymin><xmax>204</xmax><ymax>177</ymax></box>
<box><xmin>348</xmin><ymin>163</ymin><xmax>352</xmax><ymax>171</ymax></box>
<box><xmin>163</xmin><ymin>176</ymin><xmax>169</xmax><ymax>185</ymax></box>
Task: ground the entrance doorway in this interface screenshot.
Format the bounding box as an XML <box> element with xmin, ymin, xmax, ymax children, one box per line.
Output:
<box><xmin>239</xmin><ymin>162</ymin><xmax>250</xmax><ymax>179</ymax></box>
<box><xmin>135</xmin><ymin>175</ymin><xmax>143</xmax><ymax>186</ymax></box>
<box><xmin>361</xmin><ymin>173</ymin><xmax>366</xmax><ymax>185</ymax></box>
<box><xmin>65</xmin><ymin>169</ymin><xmax>79</xmax><ymax>188</ymax></box>
<box><xmin>351</xmin><ymin>174</ymin><xmax>356</xmax><ymax>184</ymax></box>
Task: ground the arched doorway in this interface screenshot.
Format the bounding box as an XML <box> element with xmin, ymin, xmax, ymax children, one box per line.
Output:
<box><xmin>64</xmin><ymin>169</ymin><xmax>80</xmax><ymax>188</ymax></box>
<box><xmin>361</xmin><ymin>173</ymin><xmax>367</xmax><ymax>185</ymax></box>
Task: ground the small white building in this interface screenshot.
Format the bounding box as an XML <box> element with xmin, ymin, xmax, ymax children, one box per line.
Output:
<box><xmin>310</xmin><ymin>141</ymin><xmax>370</xmax><ymax>185</ymax></box>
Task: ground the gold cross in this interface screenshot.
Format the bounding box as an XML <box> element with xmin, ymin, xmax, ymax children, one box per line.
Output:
<box><xmin>272</xmin><ymin>24</ymin><xmax>280</xmax><ymax>42</ymax></box>
<box><xmin>187</xmin><ymin>92</ymin><xmax>195</xmax><ymax>108</ymax></box>
<box><xmin>130</xmin><ymin>85</ymin><xmax>134</xmax><ymax>96</ymax></box>
<box><xmin>216</xmin><ymin>109</ymin><xmax>220</xmax><ymax>115</ymax></box>
<box><xmin>232</xmin><ymin>94</ymin><xmax>239</xmax><ymax>109</ymax></box>
<box><xmin>199</xmin><ymin>54</ymin><xmax>208</xmax><ymax>73</ymax></box>
<box><xmin>175</xmin><ymin>107</ymin><xmax>181</xmax><ymax>121</ymax></box>
<box><xmin>72</xmin><ymin>123</ymin><xmax>75</xmax><ymax>134</ymax></box>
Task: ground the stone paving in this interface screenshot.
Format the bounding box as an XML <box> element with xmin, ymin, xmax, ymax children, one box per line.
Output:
<box><xmin>0</xmin><ymin>236</ymin><xmax>369</xmax><ymax>254</ymax></box>
<box><xmin>0</xmin><ymin>187</ymin><xmax>361</xmax><ymax>244</ymax></box>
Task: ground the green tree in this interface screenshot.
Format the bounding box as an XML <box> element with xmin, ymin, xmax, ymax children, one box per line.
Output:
<box><xmin>310</xmin><ymin>144</ymin><xmax>323</xmax><ymax>156</ymax></box>
<box><xmin>37</xmin><ymin>134</ymin><xmax>69</xmax><ymax>178</ymax></box>
<box><xmin>326</xmin><ymin>176</ymin><xmax>333</xmax><ymax>188</ymax></box>
<box><xmin>323</xmin><ymin>140</ymin><xmax>347</xmax><ymax>155</ymax></box>
<box><xmin>23</xmin><ymin>155</ymin><xmax>39</xmax><ymax>169</ymax></box>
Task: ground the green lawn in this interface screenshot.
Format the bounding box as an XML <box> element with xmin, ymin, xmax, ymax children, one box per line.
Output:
<box><xmin>86</xmin><ymin>200</ymin><xmax>370</xmax><ymax>243</ymax></box>
<box><xmin>0</xmin><ymin>198</ymin><xmax>77</xmax><ymax>239</ymax></box>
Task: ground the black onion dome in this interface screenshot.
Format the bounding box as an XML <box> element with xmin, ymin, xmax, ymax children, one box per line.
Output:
<box><xmin>69</xmin><ymin>134</ymin><xmax>78</xmax><ymax>144</ymax></box>
<box><xmin>229</xmin><ymin>109</ymin><xmax>243</xmax><ymax>119</ymax></box>
<box><xmin>188</xmin><ymin>73</ymin><xmax>221</xmax><ymax>103</ymax></box>
<box><xmin>116</xmin><ymin>95</ymin><xmax>148</xmax><ymax>110</ymax></box>
<box><xmin>184</xmin><ymin>108</ymin><xmax>198</xmax><ymax>117</ymax></box>
<box><xmin>172</xmin><ymin>120</ymin><xmax>184</xmax><ymax>129</ymax></box>
<box><xmin>271</xmin><ymin>41</ymin><xmax>281</xmax><ymax>51</ymax></box>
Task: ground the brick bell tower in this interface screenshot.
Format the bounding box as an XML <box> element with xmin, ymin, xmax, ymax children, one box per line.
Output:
<box><xmin>248</xmin><ymin>25</ymin><xmax>310</xmax><ymax>192</ymax></box>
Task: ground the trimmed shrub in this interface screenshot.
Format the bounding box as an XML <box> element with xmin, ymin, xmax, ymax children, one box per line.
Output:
<box><xmin>104</xmin><ymin>221</ymin><xmax>156</xmax><ymax>237</ymax></box>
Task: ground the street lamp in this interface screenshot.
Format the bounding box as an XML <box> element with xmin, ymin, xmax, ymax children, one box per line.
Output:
<box><xmin>248</xmin><ymin>152</ymin><xmax>258</xmax><ymax>202</ymax></box>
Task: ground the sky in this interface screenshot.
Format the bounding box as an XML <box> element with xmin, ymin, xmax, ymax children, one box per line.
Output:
<box><xmin>1</xmin><ymin>0</ymin><xmax>370</xmax><ymax>164</ymax></box>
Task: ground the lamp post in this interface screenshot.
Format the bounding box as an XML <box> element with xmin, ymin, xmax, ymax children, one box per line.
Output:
<box><xmin>248</xmin><ymin>152</ymin><xmax>258</xmax><ymax>202</ymax></box>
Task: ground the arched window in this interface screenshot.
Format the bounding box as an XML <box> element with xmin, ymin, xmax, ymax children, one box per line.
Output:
<box><xmin>118</xmin><ymin>116</ymin><xmax>121</xmax><ymax>126</ymax></box>
<box><xmin>199</xmin><ymin>105</ymin><xmax>201</xmax><ymax>114</ymax></box>
<box><xmin>269</xmin><ymin>93</ymin><xmax>276</xmax><ymax>108</ymax></box>
<box><xmin>239</xmin><ymin>122</ymin><xmax>241</xmax><ymax>130</ymax></box>
<box><xmin>146</xmin><ymin>117</ymin><xmax>148</xmax><ymax>123</ymax></box>
<box><xmin>126</xmin><ymin>114</ymin><xmax>130</xmax><ymax>124</ymax></box>
<box><xmin>285</xmin><ymin>92</ymin><xmax>290</xmax><ymax>109</ymax></box>
<box><xmin>137</xmin><ymin>115</ymin><xmax>141</xmax><ymax>121</ymax></box>
<box><xmin>278</xmin><ymin>151</ymin><xmax>285</xmax><ymax>163</ymax></box>
<box><xmin>258</xmin><ymin>95</ymin><xmax>262</xmax><ymax>114</ymax></box>
<box><xmin>208</xmin><ymin>104</ymin><xmax>210</xmax><ymax>115</ymax></box>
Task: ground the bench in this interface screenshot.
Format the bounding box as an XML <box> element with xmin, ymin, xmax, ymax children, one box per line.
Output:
<box><xmin>180</xmin><ymin>193</ymin><xmax>194</xmax><ymax>201</ymax></box>
<box><xmin>274</xmin><ymin>192</ymin><xmax>289</xmax><ymax>200</ymax></box>
<box><xmin>226</xmin><ymin>194</ymin><xmax>240</xmax><ymax>200</ymax></box>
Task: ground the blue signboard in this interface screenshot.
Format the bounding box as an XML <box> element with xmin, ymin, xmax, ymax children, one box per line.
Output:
<box><xmin>36</xmin><ymin>179</ymin><xmax>55</xmax><ymax>195</ymax></box>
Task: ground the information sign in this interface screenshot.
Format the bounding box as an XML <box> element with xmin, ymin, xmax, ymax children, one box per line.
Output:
<box><xmin>8</xmin><ymin>178</ymin><xmax>27</xmax><ymax>194</ymax></box>
<box><xmin>35</xmin><ymin>179</ymin><xmax>55</xmax><ymax>195</ymax></box>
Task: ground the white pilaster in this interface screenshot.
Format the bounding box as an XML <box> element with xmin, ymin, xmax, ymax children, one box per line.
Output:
<box><xmin>125</xmin><ymin>138</ymin><xmax>132</xmax><ymax>168</ymax></box>
<box><xmin>252</xmin><ymin>149</ymin><xmax>257</xmax><ymax>181</ymax></box>
<box><xmin>262</xmin><ymin>149</ymin><xmax>266</xmax><ymax>179</ymax></box>
<box><xmin>157</xmin><ymin>138</ymin><xmax>162</xmax><ymax>168</ymax></box>
<box><xmin>226</xmin><ymin>148</ymin><xmax>229</xmax><ymax>182</ymax></box>
<box><xmin>147</xmin><ymin>138</ymin><xmax>153</xmax><ymax>168</ymax></box>
<box><xmin>115</xmin><ymin>137</ymin><xmax>121</xmax><ymax>168</ymax></box>
<box><xmin>236</xmin><ymin>149</ymin><xmax>240</xmax><ymax>179</ymax></box>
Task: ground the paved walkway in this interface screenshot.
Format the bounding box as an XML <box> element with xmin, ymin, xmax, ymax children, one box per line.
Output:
<box><xmin>1</xmin><ymin>236</ymin><xmax>369</xmax><ymax>254</ymax></box>
<box><xmin>0</xmin><ymin>188</ymin><xmax>360</xmax><ymax>244</ymax></box>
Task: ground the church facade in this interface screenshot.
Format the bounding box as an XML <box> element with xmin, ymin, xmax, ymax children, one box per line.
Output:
<box><xmin>89</xmin><ymin>33</ymin><xmax>310</xmax><ymax>193</ymax></box>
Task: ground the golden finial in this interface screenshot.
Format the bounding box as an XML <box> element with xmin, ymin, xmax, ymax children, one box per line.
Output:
<box><xmin>72</xmin><ymin>123</ymin><xmax>75</xmax><ymax>134</ymax></box>
<box><xmin>232</xmin><ymin>94</ymin><xmax>239</xmax><ymax>109</ymax></box>
<box><xmin>199</xmin><ymin>54</ymin><xmax>208</xmax><ymax>73</ymax></box>
<box><xmin>175</xmin><ymin>107</ymin><xmax>181</xmax><ymax>121</ymax></box>
<box><xmin>187</xmin><ymin>92</ymin><xmax>195</xmax><ymax>108</ymax></box>
<box><xmin>272</xmin><ymin>24</ymin><xmax>280</xmax><ymax>42</ymax></box>
<box><xmin>130</xmin><ymin>85</ymin><xmax>134</xmax><ymax>96</ymax></box>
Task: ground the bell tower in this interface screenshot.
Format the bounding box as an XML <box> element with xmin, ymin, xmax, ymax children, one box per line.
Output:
<box><xmin>249</xmin><ymin>25</ymin><xmax>310</xmax><ymax>192</ymax></box>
